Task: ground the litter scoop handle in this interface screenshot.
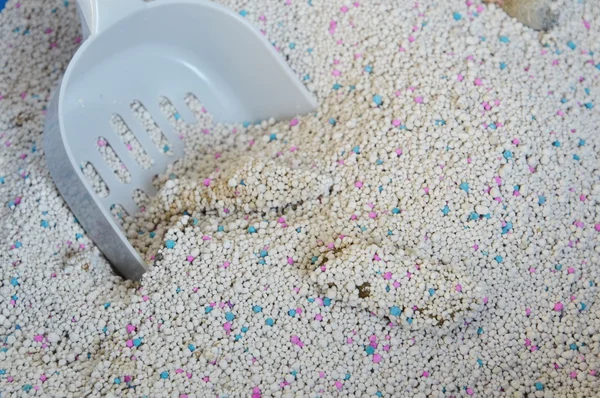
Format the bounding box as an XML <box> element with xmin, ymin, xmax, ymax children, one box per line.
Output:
<box><xmin>77</xmin><ymin>0</ymin><xmax>146</xmax><ymax>40</ymax></box>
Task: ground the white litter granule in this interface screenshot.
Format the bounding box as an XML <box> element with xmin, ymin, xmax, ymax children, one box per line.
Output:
<box><xmin>1</xmin><ymin>0</ymin><xmax>599</xmax><ymax>397</ymax></box>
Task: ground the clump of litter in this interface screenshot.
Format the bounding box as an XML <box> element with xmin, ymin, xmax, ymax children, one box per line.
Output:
<box><xmin>1</xmin><ymin>0</ymin><xmax>600</xmax><ymax>397</ymax></box>
<box><xmin>484</xmin><ymin>0</ymin><xmax>562</xmax><ymax>31</ymax></box>
<box><xmin>309</xmin><ymin>243</ymin><xmax>486</xmax><ymax>333</ymax></box>
<box><xmin>161</xmin><ymin>156</ymin><xmax>333</xmax><ymax>216</ymax></box>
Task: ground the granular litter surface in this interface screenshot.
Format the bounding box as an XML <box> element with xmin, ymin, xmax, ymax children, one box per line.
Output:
<box><xmin>1</xmin><ymin>0</ymin><xmax>600</xmax><ymax>397</ymax></box>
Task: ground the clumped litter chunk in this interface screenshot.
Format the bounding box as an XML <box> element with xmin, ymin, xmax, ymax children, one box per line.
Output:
<box><xmin>309</xmin><ymin>244</ymin><xmax>487</xmax><ymax>333</ymax></box>
<box><xmin>160</xmin><ymin>156</ymin><xmax>334</xmax><ymax>216</ymax></box>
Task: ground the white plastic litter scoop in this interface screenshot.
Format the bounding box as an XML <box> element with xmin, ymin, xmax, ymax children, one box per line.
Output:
<box><xmin>44</xmin><ymin>0</ymin><xmax>317</xmax><ymax>280</ymax></box>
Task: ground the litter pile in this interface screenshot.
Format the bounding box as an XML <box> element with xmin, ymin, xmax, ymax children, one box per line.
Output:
<box><xmin>1</xmin><ymin>0</ymin><xmax>599</xmax><ymax>397</ymax></box>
